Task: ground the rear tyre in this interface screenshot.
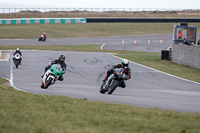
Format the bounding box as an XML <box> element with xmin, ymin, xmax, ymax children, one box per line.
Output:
<box><xmin>16</xmin><ymin>63</ymin><xmax>18</xmax><ymax>69</ymax></box>
<box><xmin>44</xmin><ymin>78</ymin><xmax>53</xmax><ymax>89</ymax></box>
<box><xmin>108</xmin><ymin>80</ymin><xmax>118</xmax><ymax>95</ymax></box>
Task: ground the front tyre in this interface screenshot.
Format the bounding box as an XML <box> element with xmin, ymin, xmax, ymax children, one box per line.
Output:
<box><xmin>41</xmin><ymin>82</ymin><xmax>44</xmax><ymax>88</ymax></box>
<box><xmin>108</xmin><ymin>80</ymin><xmax>119</xmax><ymax>95</ymax></box>
<box><xmin>100</xmin><ymin>83</ymin><xmax>106</xmax><ymax>94</ymax></box>
<box><xmin>44</xmin><ymin>77</ymin><xmax>53</xmax><ymax>89</ymax></box>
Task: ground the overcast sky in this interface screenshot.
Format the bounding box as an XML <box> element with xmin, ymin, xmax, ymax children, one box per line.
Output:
<box><xmin>0</xmin><ymin>0</ymin><xmax>200</xmax><ymax>9</ymax></box>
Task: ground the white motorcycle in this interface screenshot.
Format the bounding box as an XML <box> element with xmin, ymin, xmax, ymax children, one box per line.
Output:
<box><xmin>41</xmin><ymin>64</ymin><xmax>63</xmax><ymax>89</ymax></box>
<box><xmin>38</xmin><ymin>35</ymin><xmax>46</xmax><ymax>41</ymax></box>
<box><xmin>13</xmin><ymin>53</ymin><xmax>21</xmax><ymax>68</ymax></box>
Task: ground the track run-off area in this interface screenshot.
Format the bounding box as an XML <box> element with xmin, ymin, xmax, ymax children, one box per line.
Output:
<box><xmin>0</xmin><ymin>34</ymin><xmax>200</xmax><ymax>113</ymax></box>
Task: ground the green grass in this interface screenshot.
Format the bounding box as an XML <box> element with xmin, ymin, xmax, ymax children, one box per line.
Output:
<box><xmin>0</xmin><ymin>45</ymin><xmax>200</xmax><ymax>83</ymax></box>
<box><xmin>118</xmin><ymin>54</ymin><xmax>200</xmax><ymax>83</ymax></box>
<box><xmin>0</xmin><ymin>78</ymin><xmax>200</xmax><ymax>133</ymax></box>
<box><xmin>0</xmin><ymin>23</ymin><xmax>200</xmax><ymax>39</ymax></box>
<box><xmin>0</xmin><ymin>77</ymin><xmax>7</xmax><ymax>84</ymax></box>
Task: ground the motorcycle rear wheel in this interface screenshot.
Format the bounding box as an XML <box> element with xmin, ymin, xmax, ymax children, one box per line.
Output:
<box><xmin>15</xmin><ymin>63</ymin><xmax>19</xmax><ymax>68</ymax></box>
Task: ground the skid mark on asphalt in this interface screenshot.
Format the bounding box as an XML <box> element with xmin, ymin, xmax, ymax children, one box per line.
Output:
<box><xmin>66</xmin><ymin>65</ymin><xmax>82</xmax><ymax>75</ymax></box>
<box><xmin>83</xmin><ymin>57</ymin><xmax>103</xmax><ymax>65</ymax></box>
<box><xmin>44</xmin><ymin>55</ymin><xmax>55</xmax><ymax>60</ymax></box>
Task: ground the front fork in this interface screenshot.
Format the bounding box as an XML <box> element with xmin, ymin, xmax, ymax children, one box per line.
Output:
<box><xmin>43</xmin><ymin>71</ymin><xmax>56</xmax><ymax>84</ymax></box>
<box><xmin>105</xmin><ymin>74</ymin><xmax>115</xmax><ymax>90</ymax></box>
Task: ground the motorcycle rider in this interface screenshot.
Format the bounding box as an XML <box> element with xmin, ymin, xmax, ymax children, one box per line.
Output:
<box><xmin>13</xmin><ymin>48</ymin><xmax>22</xmax><ymax>65</ymax></box>
<box><xmin>41</xmin><ymin>55</ymin><xmax>67</xmax><ymax>81</ymax></box>
<box><xmin>103</xmin><ymin>59</ymin><xmax>131</xmax><ymax>88</ymax></box>
<box><xmin>42</xmin><ymin>32</ymin><xmax>46</xmax><ymax>39</ymax></box>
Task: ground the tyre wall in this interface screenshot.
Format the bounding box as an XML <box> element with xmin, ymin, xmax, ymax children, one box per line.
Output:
<box><xmin>86</xmin><ymin>18</ymin><xmax>200</xmax><ymax>23</ymax></box>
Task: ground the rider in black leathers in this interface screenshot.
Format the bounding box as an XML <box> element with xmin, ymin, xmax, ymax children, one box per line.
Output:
<box><xmin>103</xmin><ymin>59</ymin><xmax>131</xmax><ymax>88</ymax></box>
<box><xmin>13</xmin><ymin>48</ymin><xmax>22</xmax><ymax>65</ymax></box>
<box><xmin>42</xmin><ymin>55</ymin><xmax>67</xmax><ymax>81</ymax></box>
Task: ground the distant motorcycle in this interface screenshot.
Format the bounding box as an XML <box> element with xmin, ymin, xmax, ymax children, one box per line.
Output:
<box><xmin>100</xmin><ymin>68</ymin><xmax>126</xmax><ymax>94</ymax></box>
<box><xmin>38</xmin><ymin>35</ymin><xmax>46</xmax><ymax>41</ymax></box>
<box><xmin>13</xmin><ymin>53</ymin><xmax>21</xmax><ymax>68</ymax></box>
<box><xmin>41</xmin><ymin>64</ymin><xmax>62</xmax><ymax>89</ymax></box>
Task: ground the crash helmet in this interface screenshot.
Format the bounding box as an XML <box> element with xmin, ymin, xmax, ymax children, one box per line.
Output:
<box><xmin>121</xmin><ymin>59</ymin><xmax>129</xmax><ymax>68</ymax></box>
<box><xmin>59</xmin><ymin>55</ymin><xmax>65</xmax><ymax>62</ymax></box>
<box><xmin>16</xmin><ymin>48</ymin><xmax>20</xmax><ymax>51</ymax></box>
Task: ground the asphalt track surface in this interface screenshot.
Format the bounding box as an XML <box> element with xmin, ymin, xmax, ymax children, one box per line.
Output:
<box><xmin>1</xmin><ymin>34</ymin><xmax>200</xmax><ymax>52</ymax></box>
<box><xmin>0</xmin><ymin>34</ymin><xmax>200</xmax><ymax>113</ymax></box>
<box><xmin>0</xmin><ymin>34</ymin><xmax>175</xmax><ymax>52</ymax></box>
<box><xmin>0</xmin><ymin>50</ymin><xmax>200</xmax><ymax>113</ymax></box>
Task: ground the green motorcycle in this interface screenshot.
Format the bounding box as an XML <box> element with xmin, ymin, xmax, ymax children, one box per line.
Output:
<box><xmin>41</xmin><ymin>64</ymin><xmax>62</xmax><ymax>89</ymax></box>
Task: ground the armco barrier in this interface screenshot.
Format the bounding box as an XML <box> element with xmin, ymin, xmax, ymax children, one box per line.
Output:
<box><xmin>86</xmin><ymin>18</ymin><xmax>200</xmax><ymax>23</ymax></box>
<box><xmin>0</xmin><ymin>18</ymin><xmax>87</xmax><ymax>24</ymax></box>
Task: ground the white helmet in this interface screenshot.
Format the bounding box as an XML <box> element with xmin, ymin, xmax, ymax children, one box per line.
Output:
<box><xmin>16</xmin><ymin>48</ymin><xmax>20</xmax><ymax>51</ymax></box>
<box><xmin>121</xmin><ymin>59</ymin><xmax>129</xmax><ymax>67</ymax></box>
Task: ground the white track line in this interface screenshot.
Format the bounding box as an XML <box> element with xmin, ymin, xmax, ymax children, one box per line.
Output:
<box><xmin>10</xmin><ymin>53</ymin><xmax>13</xmax><ymax>87</ymax></box>
<box><xmin>112</xmin><ymin>54</ymin><xmax>200</xmax><ymax>85</ymax></box>
<box><xmin>101</xmin><ymin>43</ymin><xmax>106</xmax><ymax>50</ymax></box>
<box><xmin>9</xmin><ymin>51</ymin><xmax>25</xmax><ymax>92</ymax></box>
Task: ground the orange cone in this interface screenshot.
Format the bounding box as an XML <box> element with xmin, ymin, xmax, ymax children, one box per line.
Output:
<box><xmin>160</xmin><ymin>39</ymin><xmax>163</xmax><ymax>45</ymax></box>
<box><xmin>148</xmin><ymin>40</ymin><xmax>150</xmax><ymax>45</ymax></box>
<box><xmin>134</xmin><ymin>40</ymin><xmax>136</xmax><ymax>45</ymax></box>
<box><xmin>122</xmin><ymin>40</ymin><xmax>124</xmax><ymax>45</ymax></box>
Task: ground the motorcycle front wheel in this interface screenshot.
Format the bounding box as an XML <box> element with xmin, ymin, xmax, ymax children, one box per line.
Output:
<box><xmin>41</xmin><ymin>82</ymin><xmax>44</xmax><ymax>88</ymax></box>
<box><xmin>44</xmin><ymin>77</ymin><xmax>53</xmax><ymax>89</ymax></box>
<box><xmin>108</xmin><ymin>80</ymin><xmax>119</xmax><ymax>95</ymax></box>
<box><xmin>100</xmin><ymin>83</ymin><xmax>106</xmax><ymax>94</ymax></box>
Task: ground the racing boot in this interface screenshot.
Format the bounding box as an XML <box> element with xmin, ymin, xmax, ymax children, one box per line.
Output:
<box><xmin>41</xmin><ymin>72</ymin><xmax>45</xmax><ymax>78</ymax></box>
<box><xmin>102</xmin><ymin>77</ymin><xmax>107</xmax><ymax>83</ymax></box>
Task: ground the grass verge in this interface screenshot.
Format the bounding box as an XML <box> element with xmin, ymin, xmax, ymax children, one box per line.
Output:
<box><xmin>117</xmin><ymin>54</ymin><xmax>200</xmax><ymax>83</ymax></box>
<box><xmin>0</xmin><ymin>23</ymin><xmax>200</xmax><ymax>39</ymax></box>
<box><xmin>0</xmin><ymin>77</ymin><xmax>200</xmax><ymax>133</ymax></box>
<box><xmin>0</xmin><ymin>45</ymin><xmax>199</xmax><ymax>83</ymax></box>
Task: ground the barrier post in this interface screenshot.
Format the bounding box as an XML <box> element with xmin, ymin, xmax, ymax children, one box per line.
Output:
<box><xmin>122</xmin><ymin>40</ymin><xmax>124</xmax><ymax>45</ymax></box>
<box><xmin>148</xmin><ymin>40</ymin><xmax>150</xmax><ymax>45</ymax></box>
<box><xmin>134</xmin><ymin>40</ymin><xmax>136</xmax><ymax>45</ymax></box>
<box><xmin>160</xmin><ymin>39</ymin><xmax>163</xmax><ymax>44</ymax></box>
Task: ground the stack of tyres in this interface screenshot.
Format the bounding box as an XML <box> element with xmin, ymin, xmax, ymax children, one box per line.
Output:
<box><xmin>161</xmin><ymin>50</ymin><xmax>169</xmax><ymax>60</ymax></box>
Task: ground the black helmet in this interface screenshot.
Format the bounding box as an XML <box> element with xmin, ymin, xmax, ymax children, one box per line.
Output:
<box><xmin>59</xmin><ymin>55</ymin><xmax>65</xmax><ymax>62</ymax></box>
